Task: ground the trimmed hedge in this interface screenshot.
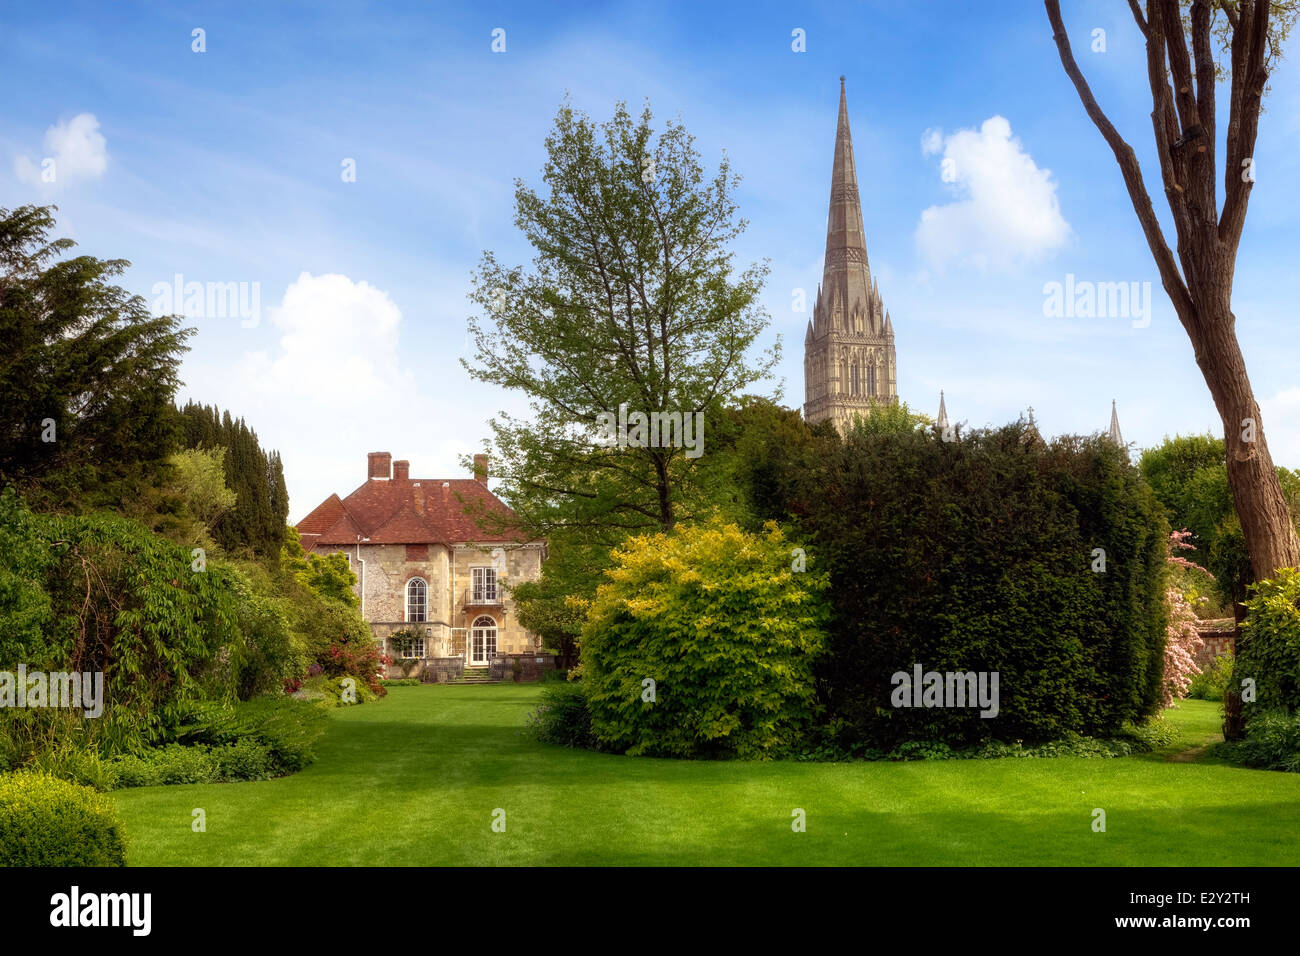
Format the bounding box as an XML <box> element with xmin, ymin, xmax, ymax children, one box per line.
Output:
<box><xmin>0</xmin><ymin>772</ymin><xmax>127</xmax><ymax>866</ymax></box>
<box><xmin>782</xmin><ymin>421</ymin><xmax>1168</xmax><ymax>748</ymax></box>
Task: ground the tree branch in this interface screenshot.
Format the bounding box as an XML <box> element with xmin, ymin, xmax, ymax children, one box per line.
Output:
<box><xmin>1145</xmin><ymin>0</ymin><xmax>1198</xmax><ymax>282</ymax></box>
<box><xmin>1219</xmin><ymin>0</ymin><xmax>1269</xmax><ymax>252</ymax></box>
<box><xmin>1044</xmin><ymin>0</ymin><xmax>1195</xmax><ymax>325</ymax></box>
<box><xmin>1127</xmin><ymin>0</ymin><xmax>1149</xmax><ymax>36</ymax></box>
<box><xmin>1191</xmin><ymin>0</ymin><xmax>1217</xmax><ymax>199</ymax></box>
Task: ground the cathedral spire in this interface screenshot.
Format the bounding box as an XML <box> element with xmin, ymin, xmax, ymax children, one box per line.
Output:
<box><xmin>937</xmin><ymin>390</ymin><xmax>949</xmax><ymax>431</ymax></box>
<box><xmin>803</xmin><ymin>77</ymin><xmax>898</xmax><ymax>432</ymax></box>
<box><xmin>821</xmin><ymin>76</ymin><xmax>872</xmax><ymax>331</ymax></box>
<box><xmin>1108</xmin><ymin>399</ymin><xmax>1124</xmax><ymax>446</ymax></box>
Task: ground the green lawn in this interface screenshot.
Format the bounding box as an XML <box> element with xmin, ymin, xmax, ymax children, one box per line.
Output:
<box><xmin>112</xmin><ymin>686</ymin><xmax>1300</xmax><ymax>866</ymax></box>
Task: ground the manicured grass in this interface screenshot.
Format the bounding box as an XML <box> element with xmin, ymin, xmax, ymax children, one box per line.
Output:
<box><xmin>112</xmin><ymin>687</ymin><xmax>1300</xmax><ymax>866</ymax></box>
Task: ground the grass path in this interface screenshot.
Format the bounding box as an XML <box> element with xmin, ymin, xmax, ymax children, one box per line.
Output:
<box><xmin>112</xmin><ymin>687</ymin><xmax>1300</xmax><ymax>866</ymax></box>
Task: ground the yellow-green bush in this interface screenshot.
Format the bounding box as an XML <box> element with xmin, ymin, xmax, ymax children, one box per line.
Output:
<box><xmin>0</xmin><ymin>772</ymin><xmax>127</xmax><ymax>866</ymax></box>
<box><xmin>580</xmin><ymin>519</ymin><xmax>830</xmax><ymax>758</ymax></box>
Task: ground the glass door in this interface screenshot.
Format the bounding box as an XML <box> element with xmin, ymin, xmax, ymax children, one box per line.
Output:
<box><xmin>472</xmin><ymin>566</ymin><xmax>498</xmax><ymax>603</ymax></box>
<box><xmin>470</xmin><ymin>617</ymin><xmax>497</xmax><ymax>665</ymax></box>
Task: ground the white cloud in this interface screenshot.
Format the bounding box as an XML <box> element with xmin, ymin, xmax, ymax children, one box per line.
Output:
<box><xmin>179</xmin><ymin>270</ymin><xmax>533</xmax><ymax>520</ymax></box>
<box><xmin>1262</xmin><ymin>386</ymin><xmax>1300</xmax><ymax>470</ymax></box>
<box><xmin>188</xmin><ymin>272</ymin><xmax>433</xmax><ymax>519</ymax></box>
<box><xmin>14</xmin><ymin>113</ymin><xmax>109</xmax><ymax>187</ymax></box>
<box><xmin>915</xmin><ymin>116</ymin><xmax>1070</xmax><ymax>272</ymax></box>
<box><xmin>247</xmin><ymin>272</ymin><xmax>410</xmax><ymax>399</ymax></box>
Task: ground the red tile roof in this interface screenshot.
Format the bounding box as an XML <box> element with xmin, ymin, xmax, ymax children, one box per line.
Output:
<box><xmin>297</xmin><ymin>477</ymin><xmax>529</xmax><ymax>549</ymax></box>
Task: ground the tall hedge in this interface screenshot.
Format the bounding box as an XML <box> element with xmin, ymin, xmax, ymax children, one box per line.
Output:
<box><xmin>785</xmin><ymin>421</ymin><xmax>1167</xmax><ymax>748</ymax></box>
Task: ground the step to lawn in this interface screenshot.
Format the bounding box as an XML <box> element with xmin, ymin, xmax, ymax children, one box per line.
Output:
<box><xmin>448</xmin><ymin>666</ymin><xmax>498</xmax><ymax>684</ymax></box>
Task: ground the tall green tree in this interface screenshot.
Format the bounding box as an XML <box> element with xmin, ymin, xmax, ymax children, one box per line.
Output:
<box><xmin>176</xmin><ymin>401</ymin><xmax>289</xmax><ymax>556</ymax></box>
<box><xmin>510</xmin><ymin>396</ymin><xmax>834</xmax><ymax>663</ymax></box>
<box><xmin>0</xmin><ymin>205</ymin><xmax>192</xmax><ymax>508</ymax></box>
<box><xmin>1140</xmin><ymin>433</ymin><xmax>1300</xmax><ymax>612</ymax></box>
<box><xmin>464</xmin><ymin>99</ymin><xmax>779</xmax><ymax>544</ymax></box>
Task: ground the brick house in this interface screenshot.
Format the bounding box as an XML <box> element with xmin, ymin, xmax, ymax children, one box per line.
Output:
<box><xmin>295</xmin><ymin>451</ymin><xmax>548</xmax><ymax>678</ymax></box>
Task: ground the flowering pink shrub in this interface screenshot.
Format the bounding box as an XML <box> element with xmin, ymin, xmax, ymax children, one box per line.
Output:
<box><xmin>1162</xmin><ymin>529</ymin><xmax>1210</xmax><ymax>707</ymax></box>
<box><xmin>1163</xmin><ymin>586</ymin><xmax>1205</xmax><ymax>706</ymax></box>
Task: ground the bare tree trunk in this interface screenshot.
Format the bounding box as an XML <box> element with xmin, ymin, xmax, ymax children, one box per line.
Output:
<box><xmin>653</xmin><ymin>450</ymin><xmax>674</xmax><ymax>531</ymax></box>
<box><xmin>1046</xmin><ymin>0</ymin><xmax>1300</xmax><ymax>583</ymax></box>
<box><xmin>1196</xmin><ymin>304</ymin><xmax>1299</xmax><ymax>578</ymax></box>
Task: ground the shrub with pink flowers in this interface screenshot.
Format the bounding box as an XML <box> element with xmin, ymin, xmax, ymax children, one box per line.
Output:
<box><xmin>1162</xmin><ymin>530</ymin><xmax>1211</xmax><ymax>707</ymax></box>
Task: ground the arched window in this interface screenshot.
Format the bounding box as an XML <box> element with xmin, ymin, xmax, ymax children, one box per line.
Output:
<box><xmin>470</xmin><ymin>615</ymin><xmax>498</xmax><ymax>665</ymax></box>
<box><xmin>867</xmin><ymin>362</ymin><xmax>876</xmax><ymax>398</ymax></box>
<box><xmin>405</xmin><ymin>577</ymin><xmax>428</xmax><ymax>623</ymax></box>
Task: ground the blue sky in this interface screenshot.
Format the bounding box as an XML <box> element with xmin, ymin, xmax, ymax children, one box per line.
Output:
<box><xmin>3</xmin><ymin>0</ymin><xmax>1298</xmax><ymax>520</ymax></box>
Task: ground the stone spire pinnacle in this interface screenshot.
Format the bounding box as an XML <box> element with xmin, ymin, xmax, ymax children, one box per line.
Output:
<box><xmin>1108</xmin><ymin>399</ymin><xmax>1124</xmax><ymax>446</ymax></box>
<box><xmin>819</xmin><ymin>76</ymin><xmax>872</xmax><ymax>333</ymax></box>
<box><xmin>937</xmin><ymin>390</ymin><xmax>949</xmax><ymax>431</ymax></box>
<box><xmin>803</xmin><ymin>77</ymin><xmax>899</xmax><ymax>433</ymax></box>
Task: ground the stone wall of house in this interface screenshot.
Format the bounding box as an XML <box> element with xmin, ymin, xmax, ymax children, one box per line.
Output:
<box><xmin>322</xmin><ymin>540</ymin><xmax>545</xmax><ymax>660</ymax></box>
<box><xmin>451</xmin><ymin>542</ymin><xmax>546</xmax><ymax>656</ymax></box>
<box><xmin>342</xmin><ymin>543</ymin><xmax>451</xmax><ymax>626</ymax></box>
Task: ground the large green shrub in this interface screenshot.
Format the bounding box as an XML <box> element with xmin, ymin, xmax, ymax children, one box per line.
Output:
<box><xmin>107</xmin><ymin>740</ymin><xmax>276</xmax><ymax>788</ymax></box>
<box><xmin>1188</xmin><ymin>654</ymin><xmax>1234</xmax><ymax>702</ymax></box>
<box><xmin>1216</xmin><ymin>709</ymin><xmax>1300</xmax><ymax>773</ymax></box>
<box><xmin>0</xmin><ymin>772</ymin><xmax>127</xmax><ymax>865</ymax></box>
<box><xmin>277</xmin><ymin>528</ymin><xmax>385</xmax><ymax>697</ymax></box>
<box><xmin>228</xmin><ymin>570</ymin><xmax>302</xmax><ymax>699</ymax></box>
<box><xmin>781</xmin><ymin>422</ymin><xmax>1167</xmax><ymax>748</ymax></box>
<box><xmin>107</xmin><ymin>745</ymin><xmax>218</xmax><ymax>787</ymax></box>
<box><xmin>107</xmin><ymin>753</ymin><xmax>161</xmax><ymax>789</ymax></box>
<box><xmin>526</xmin><ymin>681</ymin><xmax>599</xmax><ymax>750</ymax></box>
<box><xmin>293</xmin><ymin>674</ymin><xmax>380</xmax><ymax>708</ymax></box>
<box><xmin>164</xmin><ymin>696</ymin><xmax>328</xmax><ymax>773</ymax></box>
<box><xmin>0</xmin><ymin>491</ymin><xmax>243</xmax><ymax>757</ymax></box>
<box><xmin>579</xmin><ymin>519</ymin><xmax>831</xmax><ymax>758</ymax></box>
<box><xmin>212</xmin><ymin>739</ymin><xmax>275</xmax><ymax>781</ymax></box>
<box><xmin>1237</xmin><ymin>567</ymin><xmax>1300</xmax><ymax>711</ymax></box>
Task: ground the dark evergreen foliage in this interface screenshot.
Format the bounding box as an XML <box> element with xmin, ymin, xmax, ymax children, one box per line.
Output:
<box><xmin>0</xmin><ymin>205</ymin><xmax>191</xmax><ymax>509</ymax></box>
<box><xmin>177</xmin><ymin>401</ymin><xmax>289</xmax><ymax>555</ymax></box>
<box><xmin>765</xmin><ymin>418</ymin><xmax>1168</xmax><ymax>748</ymax></box>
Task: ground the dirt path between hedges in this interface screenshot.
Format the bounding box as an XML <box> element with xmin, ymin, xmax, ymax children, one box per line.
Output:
<box><xmin>1168</xmin><ymin>745</ymin><xmax>1212</xmax><ymax>763</ymax></box>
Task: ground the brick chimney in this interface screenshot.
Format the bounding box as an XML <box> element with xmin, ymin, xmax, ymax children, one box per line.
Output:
<box><xmin>473</xmin><ymin>453</ymin><xmax>489</xmax><ymax>485</ymax></box>
<box><xmin>392</xmin><ymin>459</ymin><xmax>410</xmax><ymax>480</ymax></box>
<box><xmin>367</xmin><ymin>451</ymin><xmax>392</xmax><ymax>480</ymax></box>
